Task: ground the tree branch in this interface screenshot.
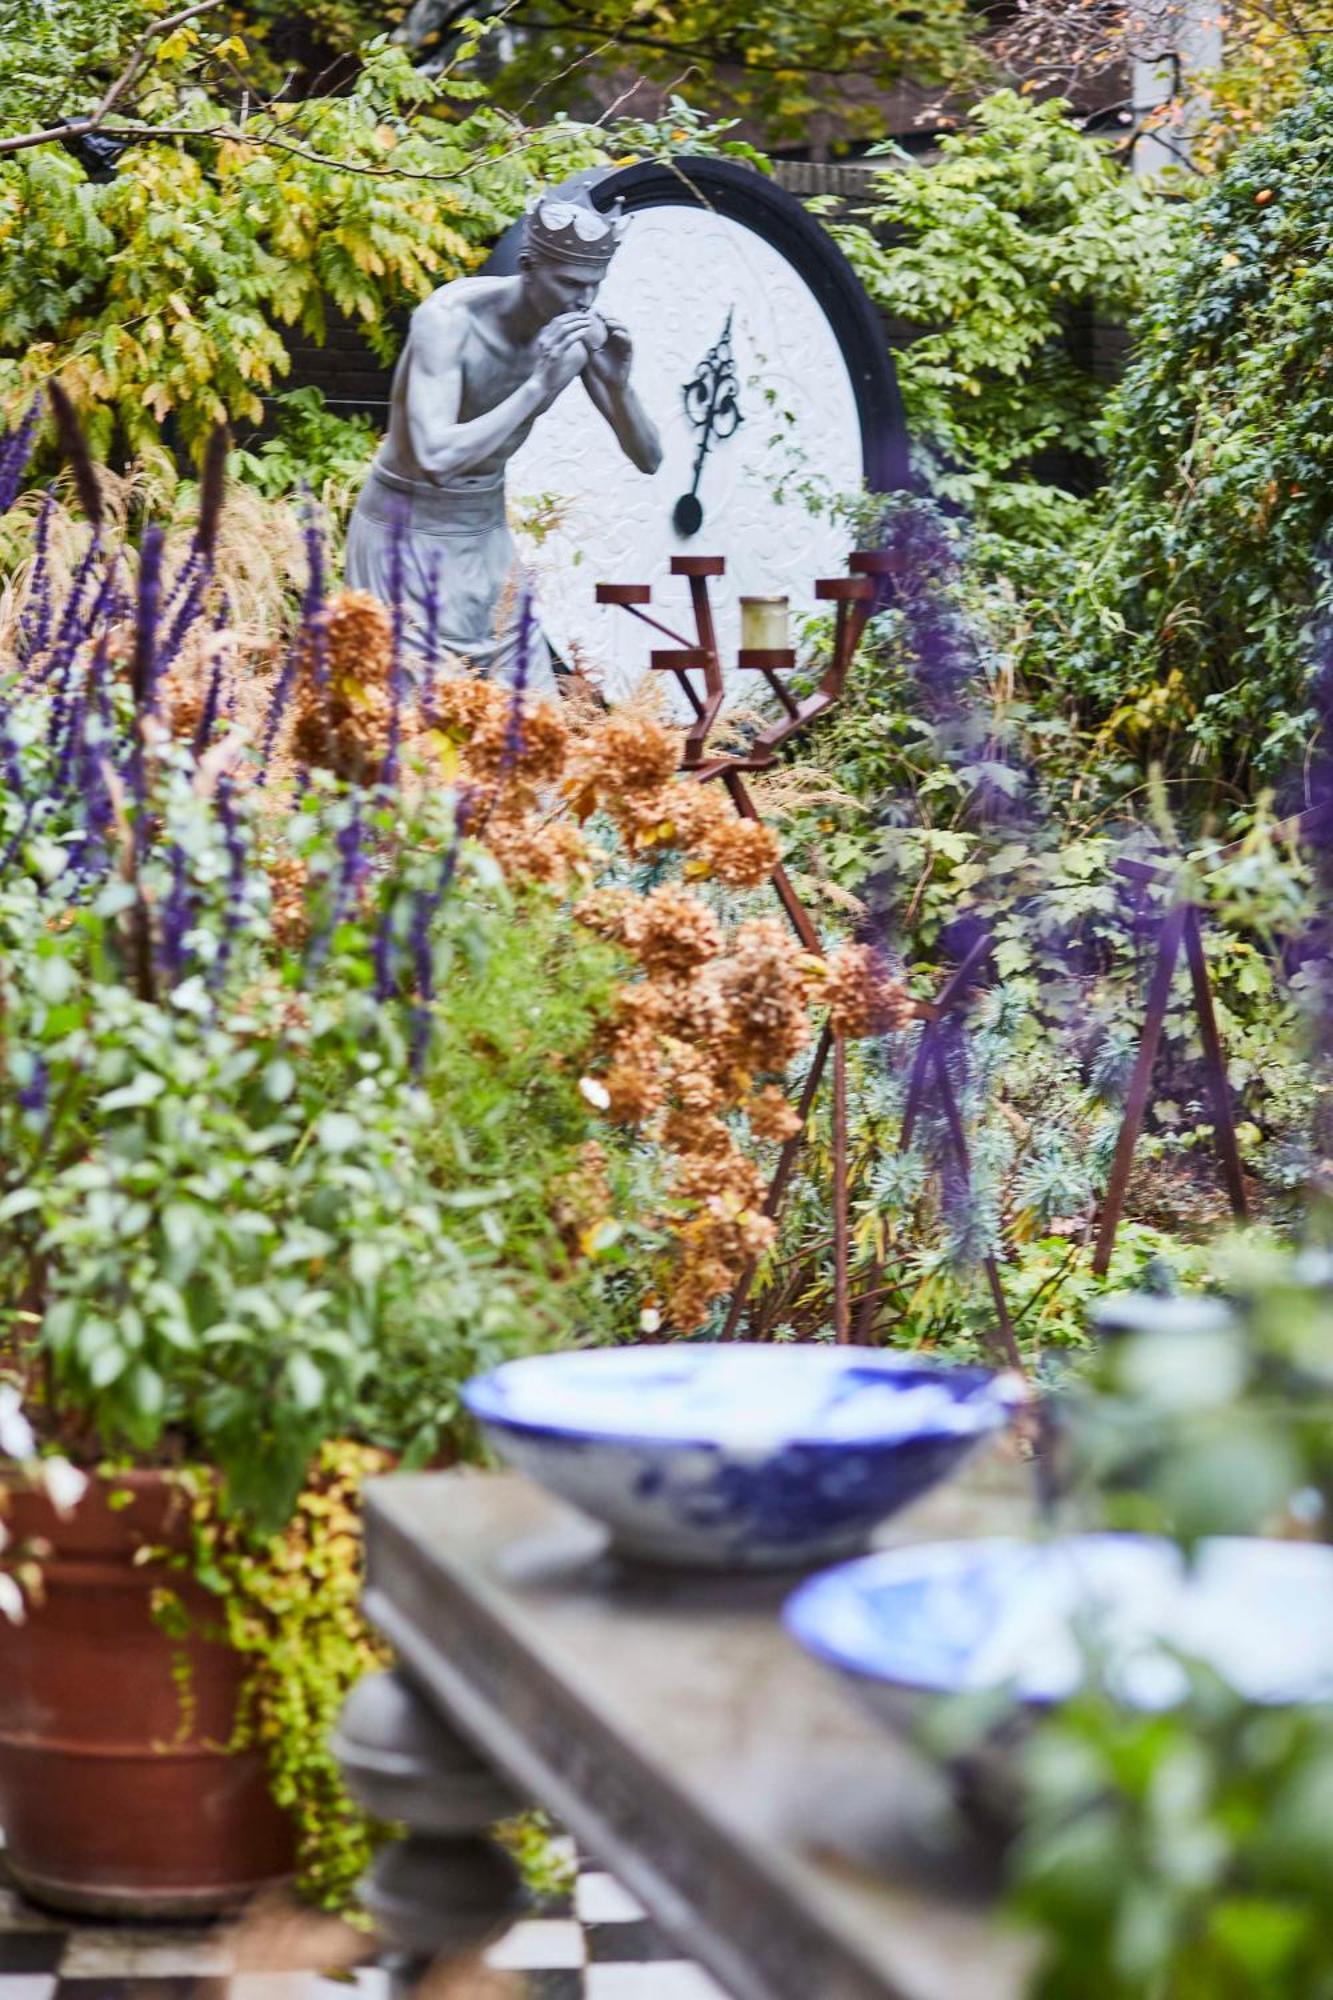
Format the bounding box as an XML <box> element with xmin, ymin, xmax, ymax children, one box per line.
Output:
<box><xmin>84</xmin><ymin>115</ymin><xmax>564</xmax><ymax>184</ymax></box>
<box><xmin>521</xmin><ymin>2</ymin><xmax>911</xmax><ymax>77</ymax></box>
<box><xmin>0</xmin><ymin>0</ymin><xmax>223</xmax><ymax>160</ymax></box>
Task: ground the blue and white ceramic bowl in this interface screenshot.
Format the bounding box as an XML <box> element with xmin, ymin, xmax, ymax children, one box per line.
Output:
<box><xmin>785</xmin><ymin>1534</ymin><xmax>1333</xmax><ymax>1731</ymax></box>
<box><xmin>461</xmin><ymin>1344</ymin><xmax>1019</xmax><ymax>1568</ymax></box>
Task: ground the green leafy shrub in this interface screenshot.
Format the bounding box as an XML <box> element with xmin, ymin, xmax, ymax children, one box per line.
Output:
<box><xmin>0</xmin><ymin>38</ymin><xmax>618</xmax><ymax>459</ymax></box>
<box><xmin>231</xmin><ymin>389</ymin><xmax>377</xmax><ymax>519</ymax></box>
<box><xmin>389</xmin><ymin>0</ymin><xmax>972</xmax><ymax>144</ymax></box>
<box><xmin>1029</xmin><ymin>57</ymin><xmax>1333</xmax><ymax>790</ymax></box>
<box><xmin>834</xmin><ymin>95</ymin><xmax>1175</xmax><ymax>543</ymax></box>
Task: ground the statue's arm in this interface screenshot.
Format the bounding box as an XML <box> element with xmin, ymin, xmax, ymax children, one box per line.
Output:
<box><xmin>406</xmin><ymin>303</ymin><xmax>546</xmax><ymax>483</ymax></box>
<box><xmin>582</xmin><ymin>327</ymin><xmax>663</xmax><ymax>475</ymax></box>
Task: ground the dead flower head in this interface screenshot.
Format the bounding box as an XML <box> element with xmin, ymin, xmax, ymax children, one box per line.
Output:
<box><xmin>823</xmin><ymin>942</ymin><xmax>913</xmax><ymax>1040</ymax></box>
<box><xmin>621</xmin><ymin>885</ymin><xmax>723</xmax><ymax>978</ymax></box>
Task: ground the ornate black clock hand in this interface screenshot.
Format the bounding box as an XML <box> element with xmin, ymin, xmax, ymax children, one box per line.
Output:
<box><xmin>673</xmin><ymin>308</ymin><xmax>743</xmax><ymax>537</ymax></box>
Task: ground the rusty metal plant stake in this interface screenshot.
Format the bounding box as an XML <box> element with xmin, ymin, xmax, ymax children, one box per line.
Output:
<box><xmin>849</xmin><ymin>933</ymin><xmax>1022</xmax><ymax>1374</ymax></box>
<box><xmin>595</xmin><ymin>555</ymin><xmax>1017</xmax><ymax>1356</ymax></box>
<box><xmin>1092</xmin><ymin>863</ymin><xmax>1249</xmax><ymax>1276</ymax></box>
<box><xmin>1095</xmin><ymin>800</ymin><xmax>1333</xmax><ymax>1270</ymax></box>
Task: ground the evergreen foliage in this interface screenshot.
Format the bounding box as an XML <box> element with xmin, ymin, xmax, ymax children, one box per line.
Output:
<box><xmin>834</xmin><ymin>95</ymin><xmax>1175</xmax><ymax>542</ymax></box>
<box><xmin>1027</xmin><ymin>57</ymin><xmax>1333</xmax><ymax>792</ymax></box>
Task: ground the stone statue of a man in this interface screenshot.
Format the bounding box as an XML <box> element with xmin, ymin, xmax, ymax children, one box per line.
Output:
<box><xmin>345</xmin><ymin>194</ymin><xmax>662</xmax><ymax>696</ymax></box>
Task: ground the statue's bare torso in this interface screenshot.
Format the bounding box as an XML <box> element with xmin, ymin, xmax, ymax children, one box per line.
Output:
<box><xmin>381</xmin><ymin>279</ymin><xmax>548</xmax><ymax>483</ymax></box>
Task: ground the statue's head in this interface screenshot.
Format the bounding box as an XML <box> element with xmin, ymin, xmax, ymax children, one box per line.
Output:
<box><xmin>518</xmin><ymin>195</ymin><xmax>627</xmax><ymax>323</ymax></box>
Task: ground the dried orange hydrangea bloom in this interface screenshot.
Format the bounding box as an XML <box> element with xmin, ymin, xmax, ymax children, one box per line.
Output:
<box><xmin>262</xmin><ymin>615</ymin><xmax>829</xmax><ymax>1331</ymax></box>
<box><xmin>822</xmin><ymin>942</ymin><xmax>913</xmax><ymax>1040</ymax></box>
<box><xmin>748</xmin><ymin>1084</ymin><xmax>803</xmax><ymax>1144</ymax></box>
<box><xmin>265</xmin><ymin>850</ymin><xmax>310</xmax><ymax>950</ymax></box>
<box><xmin>414</xmin><ymin>687</ymin><xmax>833</xmax><ymax>1329</ymax></box>
<box><xmin>575</xmin><ymin>896</ymin><xmax>822</xmax><ymax>1328</ymax></box>
<box><xmin>621</xmin><ymin>884</ymin><xmax>723</xmax><ymax>977</ymax></box>
<box><xmin>290</xmin><ymin>590</ymin><xmax>396</xmax><ymax>787</ymax></box>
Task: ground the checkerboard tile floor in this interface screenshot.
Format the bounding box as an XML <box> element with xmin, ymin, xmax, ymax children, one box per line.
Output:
<box><xmin>0</xmin><ymin>1846</ymin><xmax>729</xmax><ymax>2000</ymax></box>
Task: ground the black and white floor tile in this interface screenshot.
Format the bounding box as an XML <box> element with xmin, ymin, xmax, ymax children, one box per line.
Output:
<box><xmin>0</xmin><ymin>1847</ymin><xmax>728</xmax><ymax>2000</ymax></box>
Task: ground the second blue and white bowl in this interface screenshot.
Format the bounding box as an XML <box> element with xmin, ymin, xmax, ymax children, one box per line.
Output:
<box><xmin>462</xmin><ymin>1343</ymin><xmax>1020</xmax><ymax>1568</ymax></box>
<box><xmin>784</xmin><ymin>1533</ymin><xmax>1333</xmax><ymax>1724</ymax></box>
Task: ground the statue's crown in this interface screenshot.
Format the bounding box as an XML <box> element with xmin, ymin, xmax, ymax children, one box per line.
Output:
<box><xmin>523</xmin><ymin>195</ymin><xmax>627</xmax><ymax>268</ymax></box>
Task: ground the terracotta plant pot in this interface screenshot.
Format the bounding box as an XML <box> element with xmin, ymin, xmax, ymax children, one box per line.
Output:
<box><xmin>0</xmin><ymin>1468</ymin><xmax>295</xmax><ymax>1916</ymax></box>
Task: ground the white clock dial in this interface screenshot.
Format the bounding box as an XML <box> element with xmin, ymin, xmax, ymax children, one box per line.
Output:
<box><xmin>508</xmin><ymin>205</ymin><xmax>866</xmax><ymax>707</ymax></box>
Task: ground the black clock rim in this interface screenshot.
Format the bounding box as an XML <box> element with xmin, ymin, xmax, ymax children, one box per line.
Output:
<box><xmin>484</xmin><ymin>157</ymin><xmax>909</xmax><ymax>496</ymax></box>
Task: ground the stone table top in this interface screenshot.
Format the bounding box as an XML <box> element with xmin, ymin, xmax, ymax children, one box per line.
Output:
<box><xmin>361</xmin><ymin>1451</ymin><xmax>1041</xmax><ymax>2000</ymax></box>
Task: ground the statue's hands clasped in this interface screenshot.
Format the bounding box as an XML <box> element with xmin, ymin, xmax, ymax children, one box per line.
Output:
<box><xmin>585</xmin><ymin>318</ymin><xmax>634</xmax><ymax>390</ymax></box>
<box><xmin>534</xmin><ymin>312</ymin><xmax>597</xmax><ymax>402</ymax></box>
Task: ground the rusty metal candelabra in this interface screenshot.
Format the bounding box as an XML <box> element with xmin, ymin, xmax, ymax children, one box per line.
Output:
<box><xmin>596</xmin><ymin>552</ymin><xmax>891</xmax><ymax>950</ymax></box>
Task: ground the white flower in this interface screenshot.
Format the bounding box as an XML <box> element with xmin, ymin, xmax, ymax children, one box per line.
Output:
<box><xmin>0</xmin><ymin>1573</ymin><xmax>25</xmax><ymax>1625</ymax></box>
<box><xmin>41</xmin><ymin>1458</ymin><xmax>88</xmax><ymax>1516</ymax></box>
<box><xmin>0</xmin><ymin>1385</ymin><xmax>36</xmax><ymax>1462</ymax></box>
<box><xmin>579</xmin><ymin>1076</ymin><xmax>611</xmax><ymax>1112</ymax></box>
<box><xmin>639</xmin><ymin>1306</ymin><xmax>662</xmax><ymax>1334</ymax></box>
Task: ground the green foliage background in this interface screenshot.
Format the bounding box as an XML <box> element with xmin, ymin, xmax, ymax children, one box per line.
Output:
<box><xmin>0</xmin><ymin>39</ymin><xmax>606</xmax><ymax>457</ymax></box>
<box><xmin>835</xmin><ymin>95</ymin><xmax>1175</xmax><ymax>544</ymax></box>
<box><xmin>1014</xmin><ymin>57</ymin><xmax>1333</xmax><ymax>796</ymax></box>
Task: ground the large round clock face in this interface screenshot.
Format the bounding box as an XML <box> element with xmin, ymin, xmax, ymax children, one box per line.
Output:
<box><xmin>504</xmin><ymin>180</ymin><xmax>897</xmax><ymax>706</ymax></box>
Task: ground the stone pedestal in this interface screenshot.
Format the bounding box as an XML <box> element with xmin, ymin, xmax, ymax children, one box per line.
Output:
<box><xmin>332</xmin><ymin>1669</ymin><xmax>528</xmax><ymax>1983</ymax></box>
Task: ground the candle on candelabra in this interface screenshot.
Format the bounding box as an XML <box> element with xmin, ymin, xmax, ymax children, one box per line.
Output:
<box><xmin>739</xmin><ymin>595</ymin><xmax>790</xmax><ymax>651</ymax></box>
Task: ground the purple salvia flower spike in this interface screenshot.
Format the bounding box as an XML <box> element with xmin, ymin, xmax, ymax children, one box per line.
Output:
<box><xmin>159</xmin><ymin>840</ymin><xmax>195</xmax><ymax>983</ymax></box>
<box><xmin>259</xmin><ymin>648</ymin><xmax>300</xmax><ymax>780</ymax></box>
<box><xmin>304</xmin><ymin>799</ymin><xmax>369</xmax><ymax>983</ymax></box>
<box><xmin>52</xmin><ymin>676</ymin><xmax>88</xmax><ymax>797</ymax></box>
<box><xmin>409</xmin><ymin>788</ymin><xmax>474</xmax><ymax>1072</ymax></box>
<box><xmin>261</xmin><ymin>500</ymin><xmax>326</xmax><ymax>782</ymax></box>
<box><xmin>47</xmin><ymin>380</ymin><xmax>102</xmax><ymax>530</ymax></box>
<box><xmin>381</xmin><ymin>491</ymin><xmax>408</xmax><ymax>788</ymax></box>
<box><xmin>39</xmin><ymin>523</ymin><xmax>105</xmax><ymax>688</ymax></box>
<box><xmin>130</xmin><ymin>523</ymin><xmax>164</xmax><ymax>712</ymax></box>
<box><xmin>193</xmin><ymin>656</ymin><xmax>224</xmax><ymax>758</ymax></box>
<box><xmin>48</xmin><ymin>564</ymin><xmax>115</xmax><ymax>757</ymax></box>
<box><xmin>192</xmin><ymin>588</ymin><xmax>232</xmax><ymax>755</ymax></box>
<box><xmin>0</xmin><ymin>423</ymin><xmax>20</xmax><ymax>522</ymax></box>
<box><xmin>163</xmin><ymin>544</ymin><xmax>199</xmax><ymax>619</ymax></box>
<box><xmin>372</xmin><ymin>893</ymin><xmax>397</xmax><ymax>1003</ymax></box>
<box><xmin>500</xmin><ymin>589</ymin><xmax>534</xmax><ymax>781</ymax></box>
<box><xmin>161</xmin><ymin>436</ymin><xmax>228</xmax><ymax>673</ymax></box>
<box><xmin>421</xmin><ymin>547</ymin><xmax>443</xmax><ymax>715</ymax></box>
<box><xmin>68</xmin><ymin>691</ymin><xmax>114</xmax><ymax>880</ymax></box>
<box><xmin>20</xmin><ymin>485</ymin><xmax>57</xmax><ymax>661</ymax></box>
<box><xmin>209</xmin><ymin>774</ymin><xmax>249</xmax><ymax>993</ymax></box>
<box><xmin>0</xmin><ymin>709</ymin><xmax>24</xmax><ymax>803</ymax></box>
<box><xmin>159</xmin><ymin>551</ymin><xmax>205</xmax><ymax>673</ymax></box>
<box><xmin>0</xmin><ymin>396</ymin><xmax>41</xmax><ymax>519</ymax></box>
<box><xmin>122</xmin><ymin>528</ymin><xmax>164</xmax><ymax>867</ymax></box>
